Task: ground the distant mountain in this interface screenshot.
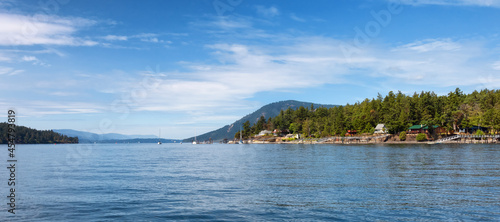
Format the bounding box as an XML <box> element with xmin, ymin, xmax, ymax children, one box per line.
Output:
<box><xmin>53</xmin><ymin>129</ymin><xmax>159</xmax><ymax>143</ymax></box>
<box><xmin>183</xmin><ymin>100</ymin><xmax>337</xmax><ymax>142</ymax></box>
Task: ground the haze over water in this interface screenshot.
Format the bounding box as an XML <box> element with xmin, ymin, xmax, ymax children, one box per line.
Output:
<box><xmin>2</xmin><ymin>143</ymin><xmax>499</xmax><ymax>221</ymax></box>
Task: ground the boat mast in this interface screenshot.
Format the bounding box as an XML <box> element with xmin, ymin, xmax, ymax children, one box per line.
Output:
<box><xmin>158</xmin><ymin>129</ymin><xmax>162</xmax><ymax>144</ymax></box>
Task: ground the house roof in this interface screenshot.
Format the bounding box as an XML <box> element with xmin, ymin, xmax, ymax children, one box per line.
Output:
<box><xmin>259</xmin><ymin>130</ymin><xmax>272</xmax><ymax>133</ymax></box>
<box><xmin>408</xmin><ymin>125</ymin><xmax>439</xmax><ymax>130</ymax></box>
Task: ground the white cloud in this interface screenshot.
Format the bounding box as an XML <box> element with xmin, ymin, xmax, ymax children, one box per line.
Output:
<box><xmin>0</xmin><ymin>13</ymin><xmax>98</xmax><ymax>46</ymax></box>
<box><xmin>21</xmin><ymin>55</ymin><xmax>49</xmax><ymax>66</ymax></box>
<box><xmin>120</xmin><ymin>37</ymin><xmax>500</xmax><ymax>114</ymax></box>
<box><xmin>393</xmin><ymin>38</ymin><xmax>461</xmax><ymax>52</ymax></box>
<box><xmin>0</xmin><ymin>66</ymin><xmax>14</xmax><ymax>75</ymax></box>
<box><xmin>492</xmin><ymin>61</ymin><xmax>500</xmax><ymax>70</ymax></box>
<box><xmin>102</xmin><ymin>35</ymin><xmax>128</xmax><ymax>41</ymax></box>
<box><xmin>102</xmin><ymin>33</ymin><xmax>171</xmax><ymax>44</ymax></box>
<box><xmin>22</xmin><ymin>55</ymin><xmax>38</xmax><ymax>61</ymax></box>
<box><xmin>394</xmin><ymin>0</ymin><xmax>500</xmax><ymax>7</ymax></box>
<box><xmin>290</xmin><ymin>13</ymin><xmax>306</xmax><ymax>22</ymax></box>
<box><xmin>0</xmin><ymin>66</ymin><xmax>24</xmax><ymax>75</ymax></box>
<box><xmin>141</xmin><ymin>37</ymin><xmax>159</xmax><ymax>43</ymax></box>
<box><xmin>0</xmin><ymin>53</ymin><xmax>11</xmax><ymax>61</ymax></box>
<box><xmin>210</xmin><ymin>17</ymin><xmax>252</xmax><ymax>29</ymax></box>
<box><xmin>17</xmin><ymin>101</ymin><xmax>104</xmax><ymax>116</ymax></box>
<box><xmin>255</xmin><ymin>6</ymin><xmax>280</xmax><ymax>17</ymax></box>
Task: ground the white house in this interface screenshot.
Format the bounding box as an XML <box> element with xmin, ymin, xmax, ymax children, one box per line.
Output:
<box><xmin>374</xmin><ymin>124</ymin><xmax>387</xmax><ymax>134</ymax></box>
<box><xmin>258</xmin><ymin>130</ymin><xmax>273</xmax><ymax>136</ymax></box>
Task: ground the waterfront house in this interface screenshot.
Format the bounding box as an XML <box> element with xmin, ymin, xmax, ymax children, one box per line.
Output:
<box><xmin>459</xmin><ymin>126</ymin><xmax>488</xmax><ymax>134</ymax></box>
<box><xmin>257</xmin><ymin>130</ymin><xmax>273</xmax><ymax>137</ymax></box>
<box><xmin>408</xmin><ymin>125</ymin><xmax>443</xmax><ymax>134</ymax></box>
<box><xmin>285</xmin><ymin>134</ymin><xmax>300</xmax><ymax>139</ymax></box>
<box><xmin>374</xmin><ymin>124</ymin><xmax>387</xmax><ymax>134</ymax></box>
<box><xmin>345</xmin><ymin>130</ymin><xmax>357</xmax><ymax>136</ymax></box>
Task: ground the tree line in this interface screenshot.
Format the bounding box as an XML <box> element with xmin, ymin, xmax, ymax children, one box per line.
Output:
<box><xmin>236</xmin><ymin>88</ymin><xmax>500</xmax><ymax>139</ymax></box>
<box><xmin>0</xmin><ymin>123</ymin><xmax>79</xmax><ymax>144</ymax></box>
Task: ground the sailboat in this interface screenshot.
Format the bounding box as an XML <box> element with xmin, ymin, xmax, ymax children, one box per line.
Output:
<box><xmin>192</xmin><ymin>135</ymin><xmax>197</xmax><ymax>144</ymax></box>
<box><xmin>192</xmin><ymin>130</ymin><xmax>197</xmax><ymax>144</ymax></box>
<box><xmin>158</xmin><ymin>129</ymin><xmax>162</xmax><ymax>145</ymax></box>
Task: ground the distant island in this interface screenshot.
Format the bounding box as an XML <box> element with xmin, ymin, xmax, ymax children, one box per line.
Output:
<box><xmin>0</xmin><ymin>123</ymin><xmax>78</xmax><ymax>144</ymax></box>
<box><xmin>230</xmin><ymin>88</ymin><xmax>500</xmax><ymax>144</ymax></box>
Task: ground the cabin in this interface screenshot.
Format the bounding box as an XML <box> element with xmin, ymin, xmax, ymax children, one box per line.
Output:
<box><xmin>374</xmin><ymin>124</ymin><xmax>387</xmax><ymax>134</ymax></box>
<box><xmin>257</xmin><ymin>130</ymin><xmax>273</xmax><ymax>137</ymax></box>
<box><xmin>459</xmin><ymin>126</ymin><xmax>488</xmax><ymax>134</ymax></box>
<box><xmin>285</xmin><ymin>134</ymin><xmax>300</xmax><ymax>139</ymax></box>
<box><xmin>345</xmin><ymin>130</ymin><xmax>357</xmax><ymax>136</ymax></box>
<box><xmin>273</xmin><ymin>129</ymin><xmax>289</xmax><ymax>136</ymax></box>
<box><xmin>408</xmin><ymin>125</ymin><xmax>443</xmax><ymax>134</ymax></box>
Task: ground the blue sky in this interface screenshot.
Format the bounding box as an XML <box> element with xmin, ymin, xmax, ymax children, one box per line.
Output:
<box><xmin>1</xmin><ymin>0</ymin><xmax>500</xmax><ymax>139</ymax></box>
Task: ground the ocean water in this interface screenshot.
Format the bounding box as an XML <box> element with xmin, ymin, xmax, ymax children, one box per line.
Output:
<box><xmin>1</xmin><ymin>143</ymin><xmax>499</xmax><ymax>221</ymax></box>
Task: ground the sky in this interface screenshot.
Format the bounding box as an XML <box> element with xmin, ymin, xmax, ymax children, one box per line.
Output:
<box><xmin>1</xmin><ymin>0</ymin><xmax>500</xmax><ymax>139</ymax></box>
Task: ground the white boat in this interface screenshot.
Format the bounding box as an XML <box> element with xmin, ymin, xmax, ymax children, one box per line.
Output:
<box><xmin>158</xmin><ymin>129</ymin><xmax>162</xmax><ymax>145</ymax></box>
<box><xmin>192</xmin><ymin>131</ymin><xmax>197</xmax><ymax>144</ymax></box>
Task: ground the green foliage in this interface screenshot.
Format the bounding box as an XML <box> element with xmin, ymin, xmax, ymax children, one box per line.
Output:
<box><xmin>242</xmin><ymin>120</ymin><xmax>251</xmax><ymax>138</ymax></box>
<box><xmin>399</xmin><ymin>131</ymin><xmax>407</xmax><ymax>141</ymax></box>
<box><xmin>475</xmin><ymin>129</ymin><xmax>485</xmax><ymax>136</ymax></box>
<box><xmin>0</xmin><ymin>123</ymin><xmax>78</xmax><ymax>144</ymax></box>
<box><xmin>416</xmin><ymin>133</ymin><xmax>427</xmax><ymax>142</ymax></box>
<box><xmin>289</xmin><ymin>123</ymin><xmax>298</xmax><ymax>134</ymax></box>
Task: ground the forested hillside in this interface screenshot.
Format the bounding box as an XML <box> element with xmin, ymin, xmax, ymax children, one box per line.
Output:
<box><xmin>237</xmin><ymin>89</ymin><xmax>500</xmax><ymax>138</ymax></box>
<box><xmin>184</xmin><ymin>100</ymin><xmax>337</xmax><ymax>142</ymax></box>
<box><xmin>0</xmin><ymin>123</ymin><xmax>78</xmax><ymax>144</ymax></box>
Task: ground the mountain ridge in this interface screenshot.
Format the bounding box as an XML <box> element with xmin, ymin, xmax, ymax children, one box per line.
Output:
<box><xmin>183</xmin><ymin>100</ymin><xmax>338</xmax><ymax>142</ymax></box>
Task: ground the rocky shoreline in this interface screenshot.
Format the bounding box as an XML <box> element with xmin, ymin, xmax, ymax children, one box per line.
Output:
<box><xmin>229</xmin><ymin>134</ymin><xmax>500</xmax><ymax>145</ymax></box>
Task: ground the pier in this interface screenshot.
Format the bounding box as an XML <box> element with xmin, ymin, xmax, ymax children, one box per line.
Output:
<box><xmin>429</xmin><ymin>135</ymin><xmax>500</xmax><ymax>144</ymax></box>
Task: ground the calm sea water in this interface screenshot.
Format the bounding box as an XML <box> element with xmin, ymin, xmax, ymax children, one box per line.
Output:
<box><xmin>1</xmin><ymin>143</ymin><xmax>499</xmax><ymax>221</ymax></box>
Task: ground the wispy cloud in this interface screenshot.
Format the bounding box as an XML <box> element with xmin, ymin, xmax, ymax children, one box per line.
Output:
<box><xmin>0</xmin><ymin>66</ymin><xmax>24</xmax><ymax>75</ymax></box>
<box><xmin>100</xmin><ymin>33</ymin><xmax>172</xmax><ymax>45</ymax></box>
<box><xmin>0</xmin><ymin>13</ymin><xmax>98</xmax><ymax>46</ymax></box>
<box><xmin>21</xmin><ymin>55</ymin><xmax>49</xmax><ymax>66</ymax></box>
<box><xmin>121</xmin><ymin>37</ymin><xmax>499</xmax><ymax>114</ymax></box>
<box><xmin>102</xmin><ymin>35</ymin><xmax>128</xmax><ymax>41</ymax></box>
<box><xmin>492</xmin><ymin>60</ymin><xmax>500</xmax><ymax>70</ymax></box>
<box><xmin>6</xmin><ymin>11</ymin><xmax>498</xmax><ymax>121</ymax></box>
<box><xmin>290</xmin><ymin>13</ymin><xmax>306</xmax><ymax>22</ymax></box>
<box><xmin>393</xmin><ymin>38</ymin><xmax>461</xmax><ymax>52</ymax></box>
<box><xmin>17</xmin><ymin>101</ymin><xmax>104</xmax><ymax>116</ymax></box>
<box><xmin>0</xmin><ymin>53</ymin><xmax>11</xmax><ymax>61</ymax></box>
<box><xmin>255</xmin><ymin>6</ymin><xmax>280</xmax><ymax>17</ymax></box>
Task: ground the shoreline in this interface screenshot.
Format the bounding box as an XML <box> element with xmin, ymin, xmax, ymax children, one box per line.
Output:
<box><xmin>230</xmin><ymin>134</ymin><xmax>500</xmax><ymax>145</ymax></box>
